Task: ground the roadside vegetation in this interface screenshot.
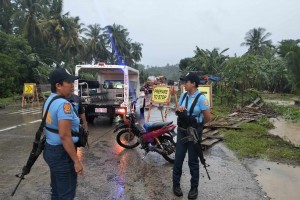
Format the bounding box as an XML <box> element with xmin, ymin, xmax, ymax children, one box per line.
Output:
<box><xmin>212</xmin><ymin>96</ymin><xmax>300</xmax><ymax>165</ymax></box>
<box><xmin>0</xmin><ymin>96</ymin><xmax>20</xmax><ymax>104</ymax></box>
<box><xmin>270</xmin><ymin>105</ymin><xmax>300</xmax><ymax>122</ymax></box>
<box><xmin>222</xmin><ymin>119</ymin><xmax>300</xmax><ymax>165</ymax></box>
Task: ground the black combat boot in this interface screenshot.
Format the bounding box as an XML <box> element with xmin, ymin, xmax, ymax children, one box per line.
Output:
<box><xmin>188</xmin><ymin>187</ymin><xmax>198</xmax><ymax>199</ymax></box>
<box><xmin>173</xmin><ymin>184</ymin><xmax>183</xmax><ymax>197</ymax></box>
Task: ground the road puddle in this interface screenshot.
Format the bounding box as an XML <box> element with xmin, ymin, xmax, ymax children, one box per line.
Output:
<box><xmin>245</xmin><ymin>159</ymin><xmax>300</xmax><ymax>200</ymax></box>
<box><xmin>246</xmin><ymin>116</ymin><xmax>300</xmax><ymax>199</ymax></box>
<box><xmin>269</xmin><ymin>117</ymin><xmax>300</xmax><ymax>146</ymax></box>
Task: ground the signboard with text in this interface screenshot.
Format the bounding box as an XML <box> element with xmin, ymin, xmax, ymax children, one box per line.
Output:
<box><xmin>181</xmin><ymin>84</ymin><xmax>213</xmax><ymax>107</ymax></box>
<box><xmin>198</xmin><ymin>85</ymin><xmax>212</xmax><ymax>107</ymax></box>
<box><xmin>151</xmin><ymin>86</ymin><xmax>171</xmax><ymax>104</ymax></box>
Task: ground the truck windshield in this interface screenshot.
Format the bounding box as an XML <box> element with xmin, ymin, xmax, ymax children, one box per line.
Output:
<box><xmin>103</xmin><ymin>80</ymin><xmax>124</xmax><ymax>89</ymax></box>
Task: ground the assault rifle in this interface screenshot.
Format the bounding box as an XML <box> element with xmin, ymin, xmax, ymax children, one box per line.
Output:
<box><xmin>181</xmin><ymin>127</ymin><xmax>211</xmax><ymax>180</ymax></box>
<box><xmin>11</xmin><ymin>131</ymin><xmax>46</xmax><ymax>196</ymax></box>
<box><xmin>11</xmin><ymin>95</ymin><xmax>63</xmax><ymax>196</ymax></box>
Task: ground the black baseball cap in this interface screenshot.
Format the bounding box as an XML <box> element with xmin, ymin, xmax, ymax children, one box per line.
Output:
<box><xmin>49</xmin><ymin>68</ymin><xmax>79</xmax><ymax>84</ymax></box>
<box><xmin>180</xmin><ymin>72</ymin><xmax>200</xmax><ymax>84</ymax></box>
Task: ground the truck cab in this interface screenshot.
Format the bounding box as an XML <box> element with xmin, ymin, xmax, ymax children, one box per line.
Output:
<box><xmin>74</xmin><ymin>63</ymin><xmax>145</xmax><ymax>124</ymax></box>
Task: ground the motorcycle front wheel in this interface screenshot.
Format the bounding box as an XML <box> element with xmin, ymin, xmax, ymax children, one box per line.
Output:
<box><xmin>116</xmin><ymin>130</ymin><xmax>140</xmax><ymax>149</ymax></box>
<box><xmin>159</xmin><ymin>135</ymin><xmax>176</xmax><ymax>163</ymax></box>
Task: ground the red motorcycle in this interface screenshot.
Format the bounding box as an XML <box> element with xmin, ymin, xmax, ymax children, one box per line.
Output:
<box><xmin>114</xmin><ymin>112</ymin><xmax>177</xmax><ymax>163</ymax></box>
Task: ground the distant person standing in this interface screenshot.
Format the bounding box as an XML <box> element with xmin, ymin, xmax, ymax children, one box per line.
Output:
<box><xmin>67</xmin><ymin>94</ymin><xmax>88</xmax><ymax>130</ymax></box>
<box><xmin>43</xmin><ymin>68</ymin><xmax>83</xmax><ymax>199</ymax></box>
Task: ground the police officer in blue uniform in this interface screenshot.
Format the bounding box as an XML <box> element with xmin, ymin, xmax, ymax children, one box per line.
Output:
<box><xmin>173</xmin><ymin>72</ymin><xmax>211</xmax><ymax>199</ymax></box>
<box><xmin>43</xmin><ymin>68</ymin><xmax>83</xmax><ymax>200</ymax></box>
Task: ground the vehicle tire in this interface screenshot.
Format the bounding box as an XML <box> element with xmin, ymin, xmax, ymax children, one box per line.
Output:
<box><xmin>116</xmin><ymin>129</ymin><xmax>140</xmax><ymax>149</ymax></box>
<box><xmin>87</xmin><ymin>116</ymin><xmax>95</xmax><ymax>124</ymax></box>
<box><xmin>159</xmin><ymin>135</ymin><xmax>176</xmax><ymax>163</ymax></box>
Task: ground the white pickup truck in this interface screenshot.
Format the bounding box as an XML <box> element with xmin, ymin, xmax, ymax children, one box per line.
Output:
<box><xmin>74</xmin><ymin>63</ymin><xmax>145</xmax><ymax>124</ymax></box>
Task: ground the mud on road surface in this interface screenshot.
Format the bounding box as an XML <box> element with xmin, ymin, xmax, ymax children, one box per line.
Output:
<box><xmin>1</xmin><ymin>134</ymin><xmax>267</xmax><ymax>199</ymax></box>
<box><xmin>0</xmin><ymin>107</ymin><xmax>268</xmax><ymax>200</ymax></box>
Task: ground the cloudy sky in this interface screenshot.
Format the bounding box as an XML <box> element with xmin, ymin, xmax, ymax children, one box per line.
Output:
<box><xmin>63</xmin><ymin>0</ymin><xmax>300</xmax><ymax>66</ymax></box>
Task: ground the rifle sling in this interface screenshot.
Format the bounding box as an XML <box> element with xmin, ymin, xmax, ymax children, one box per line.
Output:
<box><xmin>36</xmin><ymin>95</ymin><xmax>64</xmax><ymax>141</ymax></box>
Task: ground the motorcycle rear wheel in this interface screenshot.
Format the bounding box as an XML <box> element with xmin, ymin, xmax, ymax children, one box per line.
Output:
<box><xmin>116</xmin><ymin>130</ymin><xmax>140</xmax><ymax>149</ymax></box>
<box><xmin>159</xmin><ymin>135</ymin><xmax>176</xmax><ymax>163</ymax></box>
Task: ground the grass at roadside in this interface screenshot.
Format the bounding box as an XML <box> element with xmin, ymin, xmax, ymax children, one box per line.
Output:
<box><xmin>0</xmin><ymin>96</ymin><xmax>17</xmax><ymax>104</ymax></box>
<box><xmin>271</xmin><ymin>104</ymin><xmax>300</xmax><ymax>122</ymax></box>
<box><xmin>212</xmin><ymin>93</ymin><xmax>300</xmax><ymax>165</ymax></box>
<box><xmin>221</xmin><ymin>118</ymin><xmax>300</xmax><ymax>165</ymax></box>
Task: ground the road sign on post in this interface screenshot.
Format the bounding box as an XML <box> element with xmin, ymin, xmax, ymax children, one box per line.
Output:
<box><xmin>22</xmin><ymin>83</ymin><xmax>40</xmax><ymax>108</ymax></box>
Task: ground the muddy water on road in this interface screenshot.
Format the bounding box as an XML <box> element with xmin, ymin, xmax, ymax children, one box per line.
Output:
<box><xmin>245</xmin><ymin>117</ymin><xmax>300</xmax><ymax>200</ymax></box>
<box><xmin>269</xmin><ymin>117</ymin><xmax>300</xmax><ymax>146</ymax></box>
<box><xmin>245</xmin><ymin>159</ymin><xmax>300</xmax><ymax>200</ymax></box>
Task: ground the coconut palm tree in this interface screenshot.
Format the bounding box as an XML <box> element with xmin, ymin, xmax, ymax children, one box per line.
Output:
<box><xmin>104</xmin><ymin>23</ymin><xmax>129</xmax><ymax>65</ymax></box>
<box><xmin>60</xmin><ymin>16</ymin><xmax>86</xmax><ymax>65</ymax></box>
<box><xmin>40</xmin><ymin>0</ymin><xmax>74</xmax><ymax>63</ymax></box>
<box><xmin>130</xmin><ymin>42</ymin><xmax>143</xmax><ymax>64</ymax></box>
<box><xmin>84</xmin><ymin>23</ymin><xmax>109</xmax><ymax>63</ymax></box>
<box><xmin>0</xmin><ymin>0</ymin><xmax>14</xmax><ymax>33</ymax></box>
<box><xmin>241</xmin><ymin>27</ymin><xmax>272</xmax><ymax>55</ymax></box>
<box><xmin>190</xmin><ymin>47</ymin><xmax>229</xmax><ymax>75</ymax></box>
<box><xmin>11</xmin><ymin>0</ymin><xmax>44</xmax><ymax>44</ymax></box>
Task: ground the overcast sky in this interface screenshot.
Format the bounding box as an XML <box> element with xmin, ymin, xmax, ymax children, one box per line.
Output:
<box><xmin>63</xmin><ymin>0</ymin><xmax>300</xmax><ymax>66</ymax></box>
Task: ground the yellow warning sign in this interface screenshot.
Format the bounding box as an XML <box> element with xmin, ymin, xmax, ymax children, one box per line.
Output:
<box><xmin>151</xmin><ymin>86</ymin><xmax>171</xmax><ymax>104</ymax></box>
<box><xmin>198</xmin><ymin>85</ymin><xmax>212</xmax><ymax>107</ymax></box>
<box><xmin>181</xmin><ymin>84</ymin><xmax>213</xmax><ymax>107</ymax></box>
<box><xmin>23</xmin><ymin>83</ymin><xmax>35</xmax><ymax>95</ymax></box>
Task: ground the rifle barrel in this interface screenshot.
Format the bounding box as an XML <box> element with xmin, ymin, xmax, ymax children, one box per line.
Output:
<box><xmin>11</xmin><ymin>174</ymin><xmax>24</xmax><ymax>196</ymax></box>
<box><xmin>203</xmin><ymin>166</ymin><xmax>211</xmax><ymax>180</ymax></box>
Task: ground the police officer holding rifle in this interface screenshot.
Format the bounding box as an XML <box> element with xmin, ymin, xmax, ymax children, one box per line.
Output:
<box><xmin>172</xmin><ymin>72</ymin><xmax>211</xmax><ymax>199</ymax></box>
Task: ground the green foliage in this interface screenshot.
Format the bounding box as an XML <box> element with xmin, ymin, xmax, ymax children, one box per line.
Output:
<box><xmin>241</xmin><ymin>27</ymin><xmax>273</xmax><ymax>55</ymax></box>
<box><xmin>272</xmin><ymin>105</ymin><xmax>300</xmax><ymax>122</ymax></box>
<box><xmin>183</xmin><ymin>47</ymin><xmax>229</xmax><ymax>76</ymax></box>
<box><xmin>78</xmin><ymin>72</ymin><xmax>98</xmax><ymax>80</ymax></box>
<box><xmin>223</xmin><ymin>122</ymin><xmax>300</xmax><ymax>163</ymax></box>
<box><xmin>179</xmin><ymin>57</ymin><xmax>192</xmax><ymax>72</ymax></box>
<box><xmin>0</xmin><ymin>31</ymin><xmax>33</xmax><ymax>97</ymax></box>
<box><xmin>257</xmin><ymin>117</ymin><xmax>275</xmax><ymax>129</ymax></box>
<box><xmin>143</xmin><ymin>64</ymin><xmax>180</xmax><ymax>82</ymax></box>
<box><xmin>278</xmin><ymin>40</ymin><xmax>300</xmax><ymax>95</ymax></box>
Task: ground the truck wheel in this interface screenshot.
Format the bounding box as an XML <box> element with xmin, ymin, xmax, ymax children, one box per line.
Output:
<box><xmin>87</xmin><ymin>116</ymin><xmax>95</xmax><ymax>124</ymax></box>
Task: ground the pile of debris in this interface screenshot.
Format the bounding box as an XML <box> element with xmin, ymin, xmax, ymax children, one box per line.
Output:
<box><xmin>201</xmin><ymin>97</ymin><xmax>278</xmax><ymax>149</ymax></box>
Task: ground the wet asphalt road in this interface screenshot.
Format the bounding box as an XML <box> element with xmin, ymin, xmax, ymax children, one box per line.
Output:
<box><xmin>0</xmin><ymin>105</ymin><xmax>268</xmax><ymax>200</ymax></box>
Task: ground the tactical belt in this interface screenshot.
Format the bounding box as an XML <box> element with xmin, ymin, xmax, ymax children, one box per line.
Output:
<box><xmin>178</xmin><ymin>122</ymin><xmax>204</xmax><ymax>130</ymax></box>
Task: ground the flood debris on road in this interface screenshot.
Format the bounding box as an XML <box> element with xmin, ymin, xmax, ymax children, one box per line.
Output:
<box><xmin>201</xmin><ymin>98</ymin><xmax>279</xmax><ymax>149</ymax></box>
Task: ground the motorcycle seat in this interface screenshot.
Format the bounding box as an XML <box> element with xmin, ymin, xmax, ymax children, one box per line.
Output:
<box><xmin>144</xmin><ymin>121</ymin><xmax>173</xmax><ymax>132</ymax></box>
